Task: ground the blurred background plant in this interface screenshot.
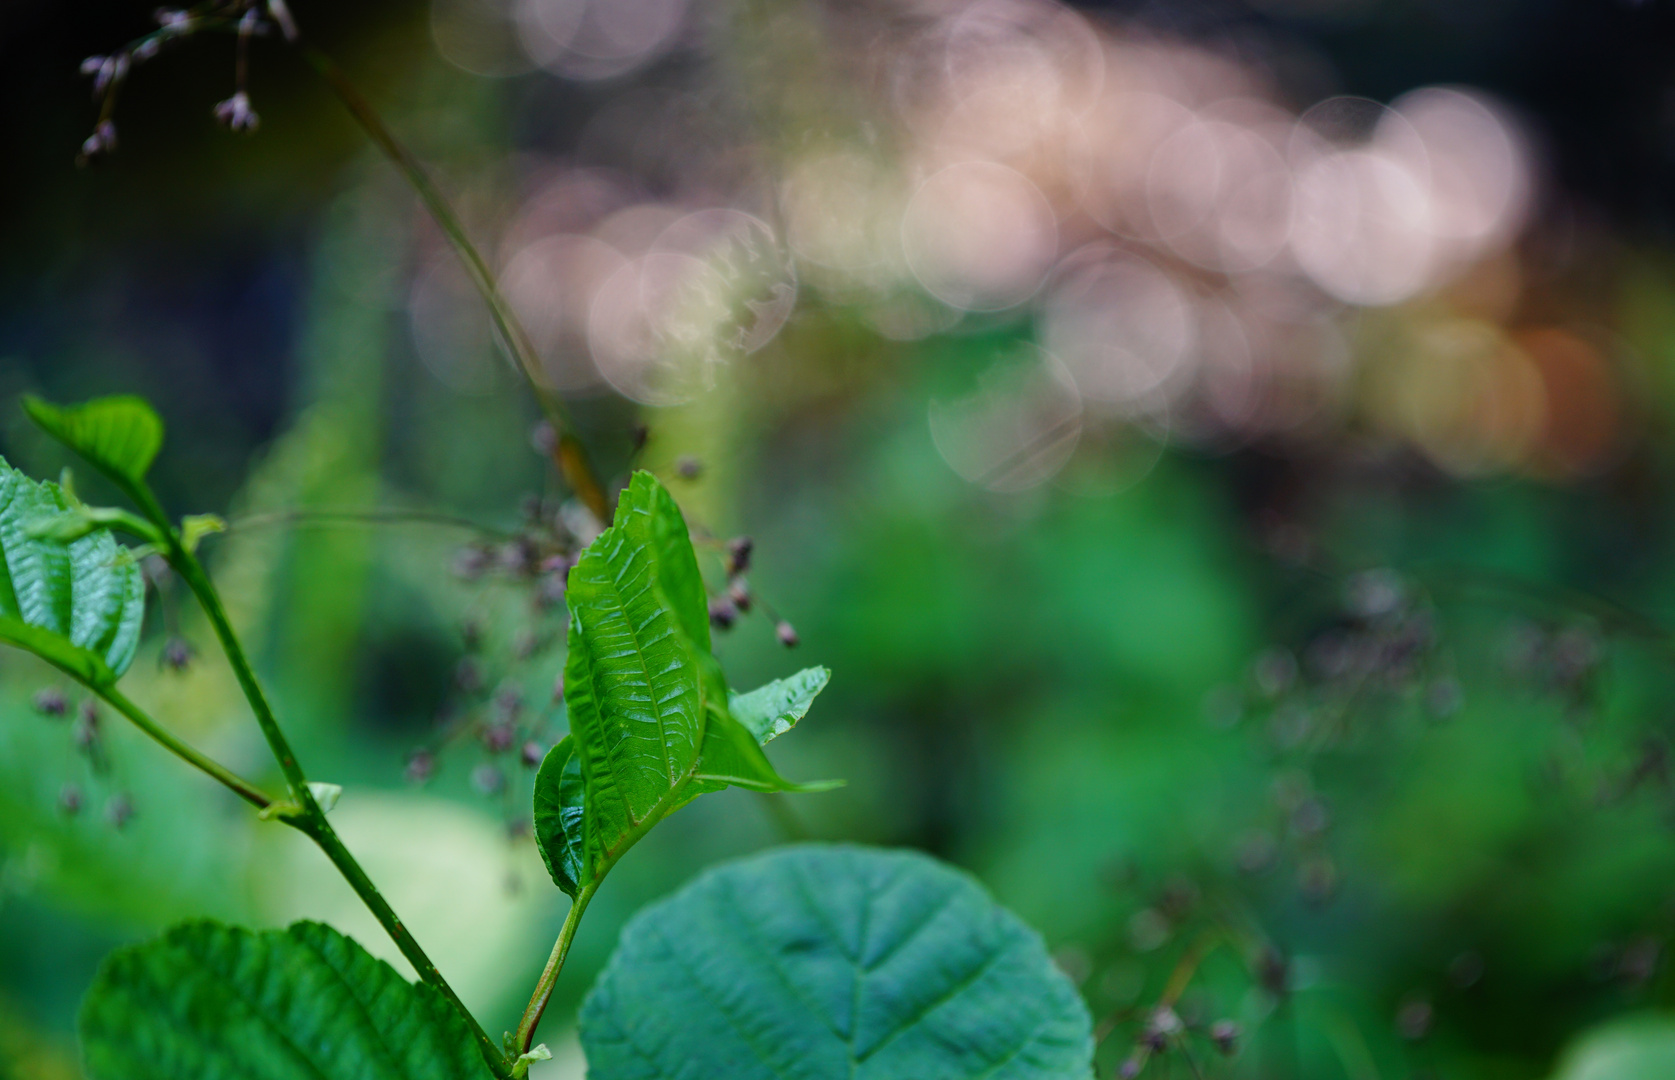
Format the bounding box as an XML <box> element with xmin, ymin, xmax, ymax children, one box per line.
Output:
<box><xmin>7</xmin><ymin>0</ymin><xmax>1675</xmax><ymax>1077</ymax></box>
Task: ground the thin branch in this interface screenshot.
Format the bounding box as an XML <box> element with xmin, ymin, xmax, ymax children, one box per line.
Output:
<box><xmin>224</xmin><ymin>506</ymin><xmax>517</xmax><ymax>541</ymax></box>
<box><xmin>94</xmin><ymin>684</ymin><xmax>276</xmax><ymax>810</ymax></box>
<box><xmin>514</xmin><ymin>879</ymin><xmax>599</xmax><ymax>1054</ymax></box>
<box><xmin>297</xmin><ymin>44</ymin><xmax>610</xmax><ymax>525</ymax></box>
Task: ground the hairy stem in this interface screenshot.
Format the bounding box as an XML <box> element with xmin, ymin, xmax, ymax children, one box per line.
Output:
<box><xmin>93</xmin><ymin>684</ymin><xmax>275</xmax><ymax>810</ymax></box>
<box><xmin>515</xmin><ymin>879</ymin><xmax>599</xmax><ymax>1054</ymax></box>
<box><xmin>165</xmin><ymin>536</ymin><xmax>509</xmax><ymax>1076</ymax></box>
<box><xmin>298</xmin><ymin>44</ymin><xmax>610</xmax><ymax>524</ymax></box>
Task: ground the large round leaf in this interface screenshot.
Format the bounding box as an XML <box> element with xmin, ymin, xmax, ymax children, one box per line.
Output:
<box><xmin>580</xmin><ymin>844</ymin><xmax>1094</xmax><ymax>1080</ymax></box>
<box><xmin>79</xmin><ymin>920</ymin><xmax>495</xmax><ymax>1080</ymax></box>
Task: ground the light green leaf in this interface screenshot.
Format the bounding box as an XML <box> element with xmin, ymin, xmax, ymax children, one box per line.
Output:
<box><xmin>23</xmin><ymin>394</ymin><xmax>164</xmax><ymax>491</ymax></box>
<box><xmin>729</xmin><ymin>666</ymin><xmax>832</xmax><ymax>743</ymax></box>
<box><xmin>581</xmin><ymin>845</ymin><xmax>1095</xmax><ymax>1080</ymax></box>
<box><xmin>79</xmin><ymin>919</ymin><xmax>496</xmax><ymax>1080</ymax></box>
<box><xmin>0</xmin><ymin>458</ymin><xmax>145</xmax><ymax>680</ymax></box>
<box><xmin>1552</xmin><ymin>1017</ymin><xmax>1675</xmax><ymax>1080</ymax></box>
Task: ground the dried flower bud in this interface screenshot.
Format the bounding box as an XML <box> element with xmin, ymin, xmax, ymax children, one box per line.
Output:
<box><xmin>75</xmin><ymin>701</ymin><xmax>100</xmax><ymax>749</ymax></box>
<box><xmin>104</xmin><ymin>793</ymin><xmax>135</xmax><ymax>830</ymax></box>
<box><xmin>482</xmin><ymin>722</ymin><xmax>516</xmax><ymax>754</ymax></box>
<box><xmin>132</xmin><ymin>38</ymin><xmax>161</xmax><ymax>61</ymax></box>
<box><xmin>161</xmin><ymin>637</ymin><xmax>194</xmax><ymax>672</ymax></box>
<box><xmin>59</xmin><ymin>783</ymin><xmax>83</xmax><ymax>816</ymax></box>
<box><xmin>630</xmin><ymin>423</ymin><xmax>650</xmax><ymax>452</ymax></box>
<box><xmin>1209</xmin><ymin>1020</ymin><xmax>1239</xmax><ymax>1056</ymax></box>
<box><xmin>213</xmin><ymin>91</ymin><xmax>260</xmax><ymax>134</ymax></box>
<box><xmin>80</xmin><ymin>120</ymin><xmax>118</xmax><ymax>161</ymax></box>
<box><xmin>520</xmin><ymin>740</ymin><xmax>545</xmax><ymax>768</ymax></box>
<box><xmin>728</xmin><ymin>579</ymin><xmax>752</xmax><ymax>613</ymax></box>
<box><xmin>472</xmin><ymin>763</ymin><xmax>505</xmax><ymax>795</ymax></box>
<box><xmin>675</xmin><ymin>455</ymin><xmax>702</xmax><ymax>480</ymax></box>
<box><xmin>453</xmin><ymin>544</ymin><xmax>490</xmax><ymax>580</ymax></box>
<box><xmin>1395</xmin><ymin>998</ymin><xmax>1433</xmax><ymax>1041</ymax></box>
<box><xmin>531</xmin><ymin>420</ymin><xmax>558</xmax><ymax>456</ymax></box>
<box><xmin>404</xmin><ymin>750</ymin><xmax>436</xmax><ymax>785</ymax></box>
<box><xmin>727</xmin><ymin>536</ymin><xmax>753</xmax><ymax>574</ymax></box>
<box><xmin>92</xmin><ymin>56</ymin><xmax>119</xmax><ymax>95</ymax></box>
<box><xmin>80</xmin><ymin>55</ymin><xmax>107</xmax><ymax>77</ymax></box>
<box><xmin>776</xmin><ymin>620</ymin><xmax>800</xmax><ymax>648</ymax></box>
<box><xmin>267</xmin><ymin>0</ymin><xmax>299</xmax><ymax>41</ymax></box>
<box><xmin>33</xmin><ymin>687</ymin><xmax>68</xmax><ymax>717</ymax></box>
<box><xmin>460</xmin><ymin>618</ymin><xmax>483</xmax><ymax>652</ymax></box>
<box><xmin>709</xmin><ymin>596</ymin><xmax>738</xmax><ymax>630</ymax></box>
<box><xmin>155</xmin><ymin>8</ymin><xmax>190</xmax><ymax>28</ymax></box>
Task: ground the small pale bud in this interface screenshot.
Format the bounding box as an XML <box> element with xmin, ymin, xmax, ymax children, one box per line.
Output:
<box><xmin>472</xmin><ymin>763</ymin><xmax>505</xmax><ymax>795</ymax></box>
<box><xmin>520</xmin><ymin>740</ymin><xmax>545</xmax><ymax>768</ymax></box>
<box><xmin>104</xmin><ymin>793</ymin><xmax>135</xmax><ymax>829</ymax></box>
<box><xmin>728</xmin><ymin>579</ymin><xmax>752</xmax><ymax>613</ymax></box>
<box><xmin>133</xmin><ymin>38</ymin><xmax>161</xmax><ymax>61</ymax></box>
<box><xmin>675</xmin><ymin>455</ymin><xmax>702</xmax><ymax>480</ymax></box>
<box><xmin>33</xmin><ymin>687</ymin><xmax>68</xmax><ymax>717</ymax></box>
<box><xmin>776</xmin><ymin>620</ymin><xmax>800</xmax><ymax>648</ymax></box>
<box><xmin>727</xmin><ymin>536</ymin><xmax>753</xmax><ymax>574</ymax></box>
<box><xmin>1209</xmin><ymin>1020</ymin><xmax>1239</xmax><ymax>1056</ymax></box>
<box><xmin>80</xmin><ymin>55</ymin><xmax>107</xmax><ymax>76</ymax></box>
<box><xmin>404</xmin><ymin>750</ymin><xmax>436</xmax><ymax>785</ymax></box>
<box><xmin>212</xmin><ymin>91</ymin><xmax>260</xmax><ymax>134</ymax></box>
<box><xmin>59</xmin><ymin>783</ymin><xmax>83</xmax><ymax>816</ymax></box>
<box><xmin>267</xmin><ymin>0</ymin><xmax>299</xmax><ymax>40</ymax></box>
<box><xmin>709</xmin><ymin>596</ymin><xmax>738</xmax><ymax>630</ymax></box>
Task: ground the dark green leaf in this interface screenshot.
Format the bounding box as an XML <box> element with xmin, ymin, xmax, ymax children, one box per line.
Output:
<box><xmin>23</xmin><ymin>395</ymin><xmax>164</xmax><ymax>491</ymax></box>
<box><xmin>533</xmin><ymin>735</ymin><xmax>587</xmax><ymax>898</ymax></box>
<box><xmin>581</xmin><ymin>844</ymin><xmax>1095</xmax><ymax>1080</ymax></box>
<box><xmin>729</xmin><ymin>666</ymin><xmax>832</xmax><ymax>743</ymax></box>
<box><xmin>79</xmin><ymin>919</ymin><xmax>495</xmax><ymax>1080</ymax></box>
<box><xmin>0</xmin><ymin>459</ymin><xmax>144</xmax><ymax>680</ymax></box>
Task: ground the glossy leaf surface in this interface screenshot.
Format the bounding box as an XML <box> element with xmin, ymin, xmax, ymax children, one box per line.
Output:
<box><xmin>533</xmin><ymin>735</ymin><xmax>588</xmax><ymax>897</ymax></box>
<box><xmin>580</xmin><ymin>844</ymin><xmax>1095</xmax><ymax>1080</ymax></box>
<box><xmin>24</xmin><ymin>394</ymin><xmax>164</xmax><ymax>491</ymax></box>
<box><xmin>729</xmin><ymin>666</ymin><xmax>832</xmax><ymax>743</ymax></box>
<box><xmin>0</xmin><ymin>458</ymin><xmax>144</xmax><ymax>680</ymax></box>
<box><xmin>79</xmin><ymin>920</ymin><xmax>496</xmax><ymax>1080</ymax></box>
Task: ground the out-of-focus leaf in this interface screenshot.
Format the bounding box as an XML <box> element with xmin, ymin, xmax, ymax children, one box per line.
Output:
<box><xmin>728</xmin><ymin>666</ymin><xmax>831</xmax><ymax>743</ymax></box>
<box><xmin>580</xmin><ymin>844</ymin><xmax>1095</xmax><ymax>1080</ymax></box>
<box><xmin>0</xmin><ymin>458</ymin><xmax>144</xmax><ymax>680</ymax></box>
<box><xmin>23</xmin><ymin>395</ymin><xmax>163</xmax><ymax>492</ymax></box>
<box><xmin>79</xmin><ymin>920</ymin><xmax>495</xmax><ymax>1080</ymax></box>
<box><xmin>1552</xmin><ymin>1017</ymin><xmax>1675</xmax><ymax>1080</ymax></box>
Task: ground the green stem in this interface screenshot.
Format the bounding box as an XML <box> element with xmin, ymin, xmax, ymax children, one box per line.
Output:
<box><xmin>297</xmin><ymin>44</ymin><xmax>610</xmax><ymax>525</ymax></box>
<box><xmin>514</xmin><ymin>879</ymin><xmax>599</xmax><ymax>1055</ymax></box>
<box><xmin>164</xmin><ymin>535</ymin><xmax>509</xmax><ymax>1077</ymax></box>
<box><xmin>93</xmin><ymin>684</ymin><xmax>275</xmax><ymax>811</ymax></box>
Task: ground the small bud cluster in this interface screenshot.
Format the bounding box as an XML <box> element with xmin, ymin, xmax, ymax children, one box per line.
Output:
<box><xmin>31</xmin><ymin>685</ymin><xmax>133</xmax><ymax>829</ymax></box>
<box><xmin>77</xmin><ymin>1</ymin><xmax>304</xmax><ymax>165</ymax></box>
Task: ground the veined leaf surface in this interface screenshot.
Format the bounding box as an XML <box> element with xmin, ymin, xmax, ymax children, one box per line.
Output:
<box><xmin>24</xmin><ymin>394</ymin><xmax>163</xmax><ymax>492</ymax></box>
<box><xmin>79</xmin><ymin>920</ymin><xmax>495</xmax><ymax>1080</ymax></box>
<box><xmin>729</xmin><ymin>666</ymin><xmax>831</xmax><ymax>743</ymax></box>
<box><xmin>0</xmin><ymin>458</ymin><xmax>144</xmax><ymax>680</ymax></box>
<box><xmin>580</xmin><ymin>845</ymin><xmax>1095</xmax><ymax>1080</ymax></box>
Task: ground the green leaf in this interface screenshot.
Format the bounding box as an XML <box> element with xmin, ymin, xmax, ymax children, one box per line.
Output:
<box><xmin>1552</xmin><ymin>1017</ymin><xmax>1675</xmax><ymax>1080</ymax></box>
<box><xmin>729</xmin><ymin>666</ymin><xmax>832</xmax><ymax>743</ymax></box>
<box><xmin>580</xmin><ymin>844</ymin><xmax>1095</xmax><ymax>1080</ymax></box>
<box><xmin>533</xmin><ymin>735</ymin><xmax>587</xmax><ymax>898</ymax></box>
<box><xmin>544</xmin><ymin>471</ymin><xmax>834</xmax><ymax>896</ymax></box>
<box><xmin>563</xmin><ymin>472</ymin><xmax>708</xmax><ymax>869</ymax></box>
<box><xmin>79</xmin><ymin>919</ymin><xmax>496</xmax><ymax>1080</ymax></box>
<box><xmin>0</xmin><ymin>458</ymin><xmax>144</xmax><ymax>680</ymax></box>
<box><xmin>23</xmin><ymin>394</ymin><xmax>164</xmax><ymax>491</ymax></box>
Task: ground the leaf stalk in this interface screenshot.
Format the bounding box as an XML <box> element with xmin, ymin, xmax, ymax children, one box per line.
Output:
<box><xmin>514</xmin><ymin>878</ymin><xmax>599</xmax><ymax>1055</ymax></box>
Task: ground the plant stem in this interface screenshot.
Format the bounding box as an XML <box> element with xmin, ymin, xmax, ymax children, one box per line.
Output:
<box><xmin>166</xmin><ymin>537</ymin><xmax>509</xmax><ymax>1077</ymax></box>
<box><xmin>297</xmin><ymin>44</ymin><xmax>610</xmax><ymax>525</ymax></box>
<box><xmin>93</xmin><ymin>684</ymin><xmax>275</xmax><ymax>810</ymax></box>
<box><xmin>225</xmin><ymin>506</ymin><xmax>516</xmax><ymax>540</ymax></box>
<box><xmin>515</xmin><ymin>879</ymin><xmax>599</xmax><ymax>1054</ymax></box>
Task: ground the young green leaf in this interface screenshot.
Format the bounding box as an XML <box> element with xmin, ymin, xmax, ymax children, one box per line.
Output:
<box><xmin>533</xmin><ymin>735</ymin><xmax>587</xmax><ymax>897</ymax></box>
<box><xmin>23</xmin><ymin>394</ymin><xmax>164</xmax><ymax>492</ymax></box>
<box><xmin>562</xmin><ymin>472</ymin><xmax>708</xmax><ymax>870</ymax></box>
<box><xmin>0</xmin><ymin>458</ymin><xmax>144</xmax><ymax>681</ymax></box>
<box><xmin>580</xmin><ymin>845</ymin><xmax>1096</xmax><ymax>1080</ymax></box>
<box><xmin>729</xmin><ymin>666</ymin><xmax>832</xmax><ymax>743</ymax></box>
<box><xmin>79</xmin><ymin>920</ymin><xmax>497</xmax><ymax>1080</ymax></box>
<box><xmin>538</xmin><ymin>472</ymin><xmax>834</xmax><ymax>896</ymax></box>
